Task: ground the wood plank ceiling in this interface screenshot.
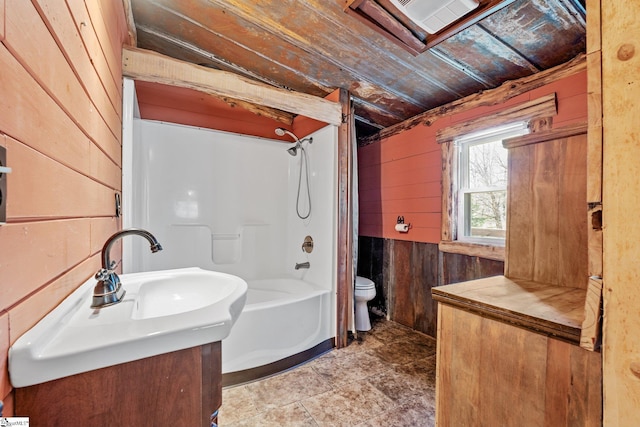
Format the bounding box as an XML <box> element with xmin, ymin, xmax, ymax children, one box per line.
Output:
<box><xmin>129</xmin><ymin>0</ymin><xmax>586</xmax><ymax>137</ymax></box>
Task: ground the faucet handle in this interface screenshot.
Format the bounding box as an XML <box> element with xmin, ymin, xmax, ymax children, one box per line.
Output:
<box><xmin>95</xmin><ymin>268</ymin><xmax>111</xmax><ymax>281</ymax></box>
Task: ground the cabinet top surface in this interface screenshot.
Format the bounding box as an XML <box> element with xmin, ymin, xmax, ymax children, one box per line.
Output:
<box><xmin>432</xmin><ymin>275</ymin><xmax>586</xmax><ymax>342</ymax></box>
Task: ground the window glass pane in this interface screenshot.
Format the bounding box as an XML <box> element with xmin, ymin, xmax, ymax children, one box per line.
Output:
<box><xmin>467</xmin><ymin>140</ymin><xmax>508</xmax><ymax>189</ymax></box>
<box><xmin>467</xmin><ymin>190</ymin><xmax>506</xmax><ymax>238</ymax></box>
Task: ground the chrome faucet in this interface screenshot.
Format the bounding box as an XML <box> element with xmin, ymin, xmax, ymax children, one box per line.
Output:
<box><xmin>295</xmin><ymin>262</ymin><xmax>310</xmax><ymax>270</ymax></box>
<box><xmin>91</xmin><ymin>228</ymin><xmax>162</xmax><ymax>309</ymax></box>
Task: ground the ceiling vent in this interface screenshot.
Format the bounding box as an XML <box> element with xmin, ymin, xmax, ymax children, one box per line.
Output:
<box><xmin>389</xmin><ymin>0</ymin><xmax>480</xmax><ymax>34</ymax></box>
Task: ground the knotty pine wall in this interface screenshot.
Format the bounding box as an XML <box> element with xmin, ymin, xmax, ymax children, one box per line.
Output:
<box><xmin>357</xmin><ymin>70</ymin><xmax>588</xmax><ymax>337</ymax></box>
<box><xmin>0</xmin><ymin>0</ymin><xmax>128</xmax><ymax>414</ymax></box>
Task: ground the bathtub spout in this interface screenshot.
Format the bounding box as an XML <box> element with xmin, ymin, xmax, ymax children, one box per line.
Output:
<box><xmin>295</xmin><ymin>262</ymin><xmax>310</xmax><ymax>270</ymax></box>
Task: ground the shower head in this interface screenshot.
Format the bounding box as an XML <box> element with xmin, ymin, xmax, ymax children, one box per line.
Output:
<box><xmin>275</xmin><ymin>127</ymin><xmax>301</xmax><ymax>144</ymax></box>
<box><xmin>275</xmin><ymin>128</ymin><xmax>312</xmax><ymax>156</ymax></box>
<box><xmin>287</xmin><ymin>144</ymin><xmax>300</xmax><ymax>156</ymax></box>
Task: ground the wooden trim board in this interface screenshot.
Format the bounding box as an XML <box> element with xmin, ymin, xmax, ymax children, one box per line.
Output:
<box><xmin>432</xmin><ymin>275</ymin><xmax>586</xmax><ymax>343</ymax></box>
<box><xmin>122</xmin><ymin>46</ymin><xmax>342</xmax><ymax>125</ymax></box>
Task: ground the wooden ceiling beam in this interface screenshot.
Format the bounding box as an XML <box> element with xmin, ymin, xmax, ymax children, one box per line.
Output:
<box><xmin>122</xmin><ymin>46</ymin><xmax>342</xmax><ymax>125</ymax></box>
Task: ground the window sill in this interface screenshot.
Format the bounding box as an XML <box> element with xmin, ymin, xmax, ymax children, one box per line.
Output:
<box><xmin>438</xmin><ymin>240</ymin><xmax>505</xmax><ymax>262</ymax></box>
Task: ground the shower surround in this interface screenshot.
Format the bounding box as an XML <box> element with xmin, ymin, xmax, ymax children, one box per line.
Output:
<box><xmin>124</xmin><ymin>119</ymin><xmax>338</xmax><ymax>376</ymax></box>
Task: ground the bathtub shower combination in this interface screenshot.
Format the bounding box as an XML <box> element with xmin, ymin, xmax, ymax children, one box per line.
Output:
<box><xmin>124</xmin><ymin>117</ymin><xmax>337</xmax><ymax>383</ymax></box>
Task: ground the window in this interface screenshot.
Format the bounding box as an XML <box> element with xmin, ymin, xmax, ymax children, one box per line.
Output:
<box><xmin>438</xmin><ymin>93</ymin><xmax>557</xmax><ymax>260</ymax></box>
<box><xmin>455</xmin><ymin>123</ymin><xmax>528</xmax><ymax>245</ymax></box>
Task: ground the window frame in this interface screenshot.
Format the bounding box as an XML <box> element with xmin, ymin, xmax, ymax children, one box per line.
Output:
<box><xmin>455</xmin><ymin>123</ymin><xmax>528</xmax><ymax>246</ymax></box>
<box><xmin>438</xmin><ymin>93</ymin><xmax>558</xmax><ymax>261</ymax></box>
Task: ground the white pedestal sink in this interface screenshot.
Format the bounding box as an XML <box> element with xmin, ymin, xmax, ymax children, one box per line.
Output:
<box><xmin>9</xmin><ymin>267</ymin><xmax>247</xmax><ymax>387</ymax></box>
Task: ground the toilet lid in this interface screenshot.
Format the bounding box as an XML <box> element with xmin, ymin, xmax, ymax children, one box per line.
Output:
<box><xmin>355</xmin><ymin>276</ymin><xmax>375</xmax><ymax>290</ymax></box>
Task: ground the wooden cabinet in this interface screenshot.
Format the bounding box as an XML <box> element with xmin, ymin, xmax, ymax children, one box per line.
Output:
<box><xmin>436</xmin><ymin>304</ymin><xmax>601</xmax><ymax>427</ymax></box>
<box><xmin>433</xmin><ymin>123</ymin><xmax>602</xmax><ymax>426</ymax></box>
<box><xmin>14</xmin><ymin>342</ymin><xmax>222</xmax><ymax>427</ymax></box>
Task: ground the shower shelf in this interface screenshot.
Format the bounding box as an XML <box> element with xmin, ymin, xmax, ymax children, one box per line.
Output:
<box><xmin>212</xmin><ymin>233</ymin><xmax>240</xmax><ymax>240</ymax></box>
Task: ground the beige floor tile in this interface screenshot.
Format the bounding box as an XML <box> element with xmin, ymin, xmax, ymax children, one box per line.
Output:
<box><xmin>246</xmin><ymin>365</ymin><xmax>332</xmax><ymax>410</ymax></box>
<box><xmin>225</xmin><ymin>401</ymin><xmax>319</xmax><ymax>427</ymax></box>
<box><xmin>357</xmin><ymin>395</ymin><xmax>436</xmax><ymax>427</ymax></box>
<box><xmin>372</xmin><ymin>338</ymin><xmax>437</xmax><ymax>366</ymax></box>
<box><xmin>222</xmin><ymin>320</ymin><xmax>437</xmax><ymax>426</ymax></box>
<box><xmin>366</xmin><ymin>356</ymin><xmax>437</xmax><ymax>405</ymax></box>
<box><xmin>219</xmin><ymin>385</ymin><xmax>260</xmax><ymax>425</ymax></box>
<box><xmin>301</xmin><ymin>380</ymin><xmax>394</xmax><ymax>427</ymax></box>
<box><xmin>310</xmin><ymin>349</ymin><xmax>390</xmax><ymax>388</ymax></box>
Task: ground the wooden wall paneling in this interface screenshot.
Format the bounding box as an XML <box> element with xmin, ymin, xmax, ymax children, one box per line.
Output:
<box><xmin>66</xmin><ymin>1</ymin><xmax>122</xmax><ymax>103</ymax></box>
<box><xmin>441</xmin><ymin>252</ymin><xmax>504</xmax><ymax>286</ymax></box>
<box><xmin>504</xmin><ymin>143</ymin><xmax>533</xmax><ymax>280</ymax></box>
<box><xmin>580</xmin><ymin>276</ymin><xmax>602</xmax><ymax>351</ymax></box>
<box><xmin>8</xmin><ymin>255</ymin><xmax>101</xmax><ymax>343</ymax></box>
<box><xmin>544</xmin><ymin>338</ymin><xmax>572</xmax><ymax>425</ymax></box>
<box><xmin>89</xmin><ymin>142</ymin><xmax>121</xmax><ymax>190</ymax></box>
<box><xmin>532</xmin><ymin>139</ymin><xmax>561</xmax><ymax>286</ymax></box>
<box><xmin>4</xmin><ymin>0</ymin><xmax>120</xmax><ymax>165</ymax></box>
<box><xmin>0</xmin><ymin>44</ymin><xmax>92</xmax><ymax>177</ymax></box>
<box><xmin>0</xmin><ymin>0</ymin><xmax>4</xmax><ymax>41</ymax></box>
<box><xmin>0</xmin><ymin>219</ymin><xmax>92</xmax><ymax>308</ymax></box>
<box><xmin>86</xmin><ymin>0</ymin><xmax>128</xmax><ymax>71</ymax></box>
<box><xmin>32</xmin><ymin>0</ymin><xmax>123</xmax><ymax>137</ymax></box>
<box><xmin>586</xmin><ymin>0</ymin><xmax>601</xmax><ymax>55</ymax></box>
<box><xmin>440</xmin><ymin>142</ymin><xmax>456</xmax><ymax>242</ymax></box>
<box><xmin>383</xmin><ymin>238</ymin><xmax>393</xmax><ymax>319</ymax></box>
<box><xmin>435</xmin><ymin>304</ymin><xmax>453</xmax><ymax>427</ymax></box>
<box><xmin>586</xmin><ymin>52</ymin><xmax>603</xmax><ymax>204</ymax></box>
<box><xmin>90</xmin><ymin>217</ymin><xmax>121</xmax><ymax>256</ymax></box>
<box><xmin>336</xmin><ymin>88</ymin><xmax>350</xmax><ymax>348</ymax></box>
<box><xmin>568</xmin><ymin>344</ymin><xmax>602</xmax><ymax>426</ymax></box>
<box><xmin>63</xmin><ymin>0</ymin><xmax>123</xmax><ymax>122</ymax></box>
<box><xmin>438</xmin><ymin>240</ymin><xmax>505</xmax><ymax>262</ymax></box>
<box><xmin>6</xmin><ymin>138</ymin><xmax>116</xmax><ymax>219</ymax></box>
<box><xmin>0</xmin><ymin>311</ymin><xmax>9</xmax><ymax>398</ymax></box>
<box><xmin>390</xmin><ymin>240</ymin><xmax>413</xmax><ymax>328</ymax></box>
<box><xmin>558</xmin><ymin>134</ymin><xmax>588</xmax><ymax>288</ymax></box>
<box><xmin>449</xmin><ymin>307</ymin><xmax>481</xmax><ymax>425</ymax></box>
<box><xmin>412</xmin><ymin>242</ymin><xmax>439</xmax><ymax>337</ymax></box>
<box><xmin>506</xmin><ymin>127</ymin><xmax>588</xmax><ymax>287</ymax></box>
<box><xmin>482</xmin><ymin>315</ymin><xmax>548</xmax><ymax>426</ymax></box>
<box><xmin>601</xmin><ymin>0</ymin><xmax>640</xmax><ymax>422</ymax></box>
<box><xmin>586</xmin><ymin>0</ymin><xmax>603</xmax><ymax>282</ymax></box>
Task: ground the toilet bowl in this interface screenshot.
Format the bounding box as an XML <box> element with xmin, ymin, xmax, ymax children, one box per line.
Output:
<box><xmin>355</xmin><ymin>276</ymin><xmax>376</xmax><ymax>331</ymax></box>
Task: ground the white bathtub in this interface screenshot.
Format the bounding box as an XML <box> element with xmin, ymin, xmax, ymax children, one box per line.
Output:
<box><xmin>221</xmin><ymin>278</ymin><xmax>333</xmax><ymax>377</ymax></box>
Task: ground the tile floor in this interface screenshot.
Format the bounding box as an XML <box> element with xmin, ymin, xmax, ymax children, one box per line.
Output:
<box><xmin>218</xmin><ymin>319</ymin><xmax>437</xmax><ymax>426</ymax></box>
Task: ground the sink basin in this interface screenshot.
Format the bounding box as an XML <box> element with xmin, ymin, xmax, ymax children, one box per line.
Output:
<box><xmin>9</xmin><ymin>267</ymin><xmax>247</xmax><ymax>387</ymax></box>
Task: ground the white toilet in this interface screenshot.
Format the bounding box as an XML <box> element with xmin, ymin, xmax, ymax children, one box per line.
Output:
<box><xmin>355</xmin><ymin>276</ymin><xmax>377</xmax><ymax>331</ymax></box>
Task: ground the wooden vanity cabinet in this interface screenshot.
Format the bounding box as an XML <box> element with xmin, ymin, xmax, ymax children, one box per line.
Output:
<box><xmin>14</xmin><ymin>342</ymin><xmax>221</xmax><ymax>427</ymax></box>
<box><xmin>433</xmin><ymin>123</ymin><xmax>603</xmax><ymax>426</ymax></box>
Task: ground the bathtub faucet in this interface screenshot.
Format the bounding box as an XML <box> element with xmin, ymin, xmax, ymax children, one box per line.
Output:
<box><xmin>295</xmin><ymin>262</ymin><xmax>310</xmax><ymax>270</ymax></box>
<box><xmin>91</xmin><ymin>228</ymin><xmax>163</xmax><ymax>309</ymax></box>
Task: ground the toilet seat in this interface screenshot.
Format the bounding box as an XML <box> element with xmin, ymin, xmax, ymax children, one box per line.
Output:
<box><xmin>355</xmin><ymin>276</ymin><xmax>375</xmax><ymax>290</ymax></box>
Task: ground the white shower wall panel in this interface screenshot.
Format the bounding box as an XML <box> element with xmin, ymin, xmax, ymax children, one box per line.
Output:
<box><xmin>128</xmin><ymin>120</ymin><xmax>290</xmax><ymax>280</ymax></box>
